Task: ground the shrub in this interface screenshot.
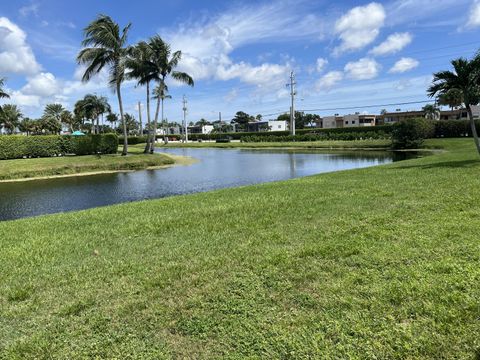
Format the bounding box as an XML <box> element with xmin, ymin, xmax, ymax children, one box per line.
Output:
<box><xmin>241</xmin><ymin>130</ymin><xmax>390</xmax><ymax>143</ymax></box>
<box><xmin>392</xmin><ymin>118</ymin><xmax>435</xmax><ymax>149</ymax></box>
<box><xmin>0</xmin><ymin>134</ymin><xmax>118</xmax><ymax>160</ymax></box>
<box><xmin>118</xmin><ymin>136</ymin><xmax>149</xmax><ymax>145</ymax></box>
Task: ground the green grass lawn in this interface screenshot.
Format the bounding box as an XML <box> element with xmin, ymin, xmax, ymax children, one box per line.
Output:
<box><xmin>0</xmin><ymin>138</ymin><xmax>479</xmax><ymax>358</ymax></box>
<box><xmin>155</xmin><ymin>139</ymin><xmax>392</xmax><ymax>149</ymax></box>
<box><xmin>0</xmin><ymin>151</ymin><xmax>175</xmax><ymax>181</ymax></box>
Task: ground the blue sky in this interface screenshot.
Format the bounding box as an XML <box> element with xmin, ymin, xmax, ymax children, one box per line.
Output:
<box><xmin>1</xmin><ymin>0</ymin><xmax>480</xmax><ymax>122</ymax></box>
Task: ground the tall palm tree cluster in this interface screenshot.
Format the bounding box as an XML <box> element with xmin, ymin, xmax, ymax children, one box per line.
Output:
<box><xmin>428</xmin><ymin>56</ymin><xmax>480</xmax><ymax>155</ymax></box>
<box><xmin>77</xmin><ymin>15</ymin><xmax>194</xmax><ymax>155</ymax></box>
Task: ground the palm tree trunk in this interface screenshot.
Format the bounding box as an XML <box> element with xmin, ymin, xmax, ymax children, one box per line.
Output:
<box><xmin>161</xmin><ymin>98</ymin><xmax>167</xmax><ymax>144</ymax></box>
<box><xmin>96</xmin><ymin>115</ymin><xmax>100</xmax><ymax>135</ymax></box>
<box><xmin>117</xmin><ymin>82</ymin><xmax>128</xmax><ymax>156</ymax></box>
<box><xmin>467</xmin><ymin>105</ymin><xmax>480</xmax><ymax>155</ymax></box>
<box><xmin>144</xmin><ymin>82</ymin><xmax>152</xmax><ymax>153</ymax></box>
<box><xmin>151</xmin><ymin>96</ymin><xmax>161</xmax><ymax>154</ymax></box>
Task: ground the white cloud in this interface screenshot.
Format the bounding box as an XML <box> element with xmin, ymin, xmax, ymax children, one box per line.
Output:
<box><xmin>370</xmin><ymin>32</ymin><xmax>412</xmax><ymax>56</ymax></box>
<box><xmin>316</xmin><ymin>58</ymin><xmax>328</xmax><ymax>72</ymax></box>
<box><xmin>344</xmin><ymin>58</ymin><xmax>381</xmax><ymax>80</ymax></box>
<box><xmin>224</xmin><ymin>88</ymin><xmax>238</xmax><ymax>103</ymax></box>
<box><xmin>216</xmin><ymin>62</ymin><xmax>290</xmax><ymax>87</ymax></box>
<box><xmin>389</xmin><ymin>57</ymin><xmax>419</xmax><ymax>73</ymax></box>
<box><xmin>333</xmin><ymin>2</ymin><xmax>386</xmax><ymax>55</ymax></box>
<box><xmin>164</xmin><ymin>2</ymin><xmax>322</xmax><ymax>89</ymax></box>
<box><xmin>387</xmin><ymin>0</ymin><xmax>470</xmax><ymax>27</ymax></box>
<box><xmin>22</xmin><ymin>72</ymin><xmax>60</xmax><ymax>97</ymax></box>
<box><xmin>316</xmin><ymin>71</ymin><xmax>344</xmax><ymax>91</ymax></box>
<box><xmin>466</xmin><ymin>0</ymin><xmax>480</xmax><ymax>28</ymax></box>
<box><xmin>8</xmin><ymin>91</ymin><xmax>40</xmax><ymax>108</ymax></box>
<box><xmin>0</xmin><ymin>17</ymin><xmax>41</xmax><ymax>75</ymax></box>
<box><xmin>19</xmin><ymin>3</ymin><xmax>39</xmax><ymax>18</ymax></box>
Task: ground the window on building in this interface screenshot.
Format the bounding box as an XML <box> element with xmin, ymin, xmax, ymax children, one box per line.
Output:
<box><xmin>345</xmin><ymin>121</ymin><xmax>349</xmax><ymax>124</ymax></box>
<box><xmin>352</xmin><ymin>120</ymin><xmax>356</xmax><ymax>124</ymax></box>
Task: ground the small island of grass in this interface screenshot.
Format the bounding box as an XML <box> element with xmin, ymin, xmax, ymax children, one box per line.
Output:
<box><xmin>0</xmin><ymin>150</ymin><xmax>189</xmax><ymax>182</ymax></box>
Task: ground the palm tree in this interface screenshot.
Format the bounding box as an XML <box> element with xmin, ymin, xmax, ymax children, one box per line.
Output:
<box><xmin>77</xmin><ymin>15</ymin><xmax>131</xmax><ymax>155</ymax></box>
<box><xmin>119</xmin><ymin>113</ymin><xmax>139</xmax><ymax>135</ymax></box>
<box><xmin>0</xmin><ymin>104</ymin><xmax>22</xmax><ymax>134</ymax></box>
<box><xmin>42</xmin><ymin>103</ymin><xmax>65</xmax><ymax>134</ymax></box>
<box><xmin>106</xmin><ymin>112</ymin><xmax>118</xmax><ymax>130</ymax></box>
<box><xmin>0</xmin><ymin>78</ymin><xmax>10</xmax><ymax>114</ymax></box>
<box><xmin>82</xmin><ymin>94</ymin><xmax>111</xmax><ymax>134</ymax></box>
<box><xmin>60</xmin><ymin>110</ymin><xmax>75</xmax><ymax>133</ymax></box>
<box><xmin>147</xmin><ymin>36</ymin><xmax>194</xmax><ymax>153</ymax></box>
<box><xmin>437</xmin><ymin>88</ymin><xmax>464</xmax><ymax>110</ymax></box>
<box><xmin>74</xmin><ymin>98</ymin><xmax>94</xmax><ymax>131</ymax></box>
<box><xmin>153</xmin><ymin>83</ymin><xmax>171</xmax><ymax>143</ymax></box>
<box><xmin>125</xmin><ymin>41</ymin><xmax>156</xmax><ymax>152</ymax></box>
<box><xmin>18</xmin><ymin>117</ymin><xmax>35</xmax><ymax>136</ymax></box>
<box><xmin>428</xmin><ymin>57</ymin><xmax>480</xmax><ymax>155</ymax></box>
<box><xmin>422</xmin><ymin>104</ymin><xmax>440</xmax><ymax>120</ymax></box>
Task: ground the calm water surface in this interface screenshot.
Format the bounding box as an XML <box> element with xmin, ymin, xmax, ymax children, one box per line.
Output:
<box><xmin>0</xmin><ymin>148</ymin><xmax>412</xmax><ymax>221</ymax></box>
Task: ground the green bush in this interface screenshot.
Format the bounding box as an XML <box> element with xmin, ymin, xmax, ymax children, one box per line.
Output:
<box><xmin>432</xmin><ymin>119</ymin><xmax>480</xmax><ymax>138</ymax></box>
<box><xmin>241</xmin><ymin>130</ymin><xmax>390</xmax><ymax>143</ymax></box>
<box><xmin>392</xmin><ymin>118</ymin><xmax>435</xmax><ymax>149</ymax></box>
<box><xmin>0</xmin><ymin>134</ymin><xmax>118</xmax><ymax>160</ymax></box>
<box><xmin>118</xmin><ymin>136</ymin><xmax>149</xmax><ymax>145</ymax></box>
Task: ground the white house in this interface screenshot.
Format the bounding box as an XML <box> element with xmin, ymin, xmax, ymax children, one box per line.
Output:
<box><xmin>188</xmin><ymin>124</ymin><xmax>214</xmax><ymax>134</ymax></box>
<box><xmin>268</xmin><ymin>120</ymin><xmax>287</xmax><ymax>131</ymax></box>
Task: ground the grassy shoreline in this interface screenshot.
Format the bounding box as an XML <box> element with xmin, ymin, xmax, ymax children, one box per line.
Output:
<box><xmin>1</xmin><ymin>138</ymin><xmax>479</xmax><ymax>358</ymax></box>
<box><xmin>0</xmin><ymin>151</ymin><xmax>195</xmax><ymax>182</ymax></box>
<box><xmin>156</xmin><ymin>139</ymin><xmax>392</xmax><ymax>149</ymax></box>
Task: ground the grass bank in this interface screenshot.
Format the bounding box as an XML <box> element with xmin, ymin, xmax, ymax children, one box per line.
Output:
<box><xmin>0</xmin><ymin>138</ymin><xmax>479</xmax><ymax>358</ymax></box>
<box><xmin>0</xmin><ymin>151</ymin><xmax>177</xmax><ymax>182</ymax></box>
<box><xmin>156</xmin><ymin>139</ymin><xmax>392</xmax><ymax>149</ymax></box>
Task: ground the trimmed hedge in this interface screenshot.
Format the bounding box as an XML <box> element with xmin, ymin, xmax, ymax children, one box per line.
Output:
<box><xmin>118</xmin><ymin>135</ymin><xmax>181</xmax><ymax>145</ymax></box>
<box><xmin>433</xmin><ymin>119</ymin><xmax>480</xmax><ymax>138</ymax></box>
<box><xmin>185</xmin><ymin>125</ymin><xmax>394</xmax><ymax>141</ymax></box>
<box><xmin>242</xmin><ymin>130</ymin><xmax>390</xmax><ymax>143</ymax></box>
<box><xmin>0</xmin><ymin>134</ymin><xmax>118</xmax><ymax>160</ymax></box>
<box><xmin>117</xmin><ymin>120</ymin><xmax>480</xmax><ymax>145</ymax></box>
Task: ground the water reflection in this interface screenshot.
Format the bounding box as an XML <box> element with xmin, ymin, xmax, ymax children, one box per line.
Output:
<box><xmin>0</xmin><ymin>148</ymin><xmax>413</xmax><ymax>221</ymax></box>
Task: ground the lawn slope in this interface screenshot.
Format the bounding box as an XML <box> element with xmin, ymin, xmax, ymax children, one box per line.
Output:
<box><xmin>0</xmin><ymin>152</ymin><xmax>176</xmax><ymax>181</ymax></box>
<box><xmin>0</xmin><ymin>138</ymin><xmax>479</xmax><ymax>359</ymax></box>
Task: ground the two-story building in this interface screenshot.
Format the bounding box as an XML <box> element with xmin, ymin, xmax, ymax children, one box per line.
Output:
<box><xmin>343</xmin><ymin>114</ymin><xmax>376</xmax><ymax>127</ymax></box>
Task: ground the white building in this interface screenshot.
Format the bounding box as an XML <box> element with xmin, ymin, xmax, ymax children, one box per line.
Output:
<box><xmin>246</xmin><ymin>120</ymin><xmax>287</xmax><ymax>132</ymax></box>
<box><xmin>188</xmin><ymin>124</ymin><xmax>214</xmax><ymax>134</ymax></box>
<box><xmin>268</xmin><ymin>120</ymin><xmax>287</xmax><ymax>131</ymax></box>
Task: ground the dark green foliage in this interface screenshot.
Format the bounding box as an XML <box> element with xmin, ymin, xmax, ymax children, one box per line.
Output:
<box><xmin>392</xmin><ymin>118</ymin><xmax>435</xmax><ymax>149</ymax></box>
<box><xmin>433</xmin><ymin>119</ymin><xmax>480</xmax><ymax>138</ymax></box>
<box><xmin>68</xmin><ymin>134</ymin><xmax>119</xmax><ymax>155</ymax></box>
<box><xmin>242</xmin><ymin>130</ymin><xmax>390</xmax><ymax>143</ymax></box>
<box><xmin>118</xmin><ymin>136</ymin><xmax>149</xmax><ymax>145</ymax></box>
<box><xmin>186</xmin><ymin>125</ymin><xmax>395</xmax><ymax>141</ymax></box>
<box><xmin>0</xmin><ymin>134</ymin><xmax>118</xmax><ymax>160</ymax></box>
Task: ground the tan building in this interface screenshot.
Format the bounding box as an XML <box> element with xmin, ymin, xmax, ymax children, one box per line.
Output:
<box><xmin>343</xmin><ymin>114</ymin><xmax>376</xmax><ymax>127</ymax></box>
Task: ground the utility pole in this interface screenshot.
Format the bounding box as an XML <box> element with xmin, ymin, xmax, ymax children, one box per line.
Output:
<box><xmin>219</xmin><ymin>111</ymin><xmax>222</xmax><ymax>122</ymax></box>
<box><xmin>182</xmin><ymin>95</ymin><xmax>188</xmax><ymax>143</ymax></box>
<box><xmin>137</xmin><ymin>101</ymin><xmax>143</xmax><ymax>136</ymax></box>
<box><xmin>288</xmin><ymin>71</ymin><xmax>296</xmax><ymax>136</ymax></box>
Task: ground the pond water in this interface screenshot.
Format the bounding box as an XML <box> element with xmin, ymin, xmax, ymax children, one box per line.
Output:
<box><xmin>0</xmin><ymin>148</ymin><xmax>413</xmax><ymax>221</ymax></box>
